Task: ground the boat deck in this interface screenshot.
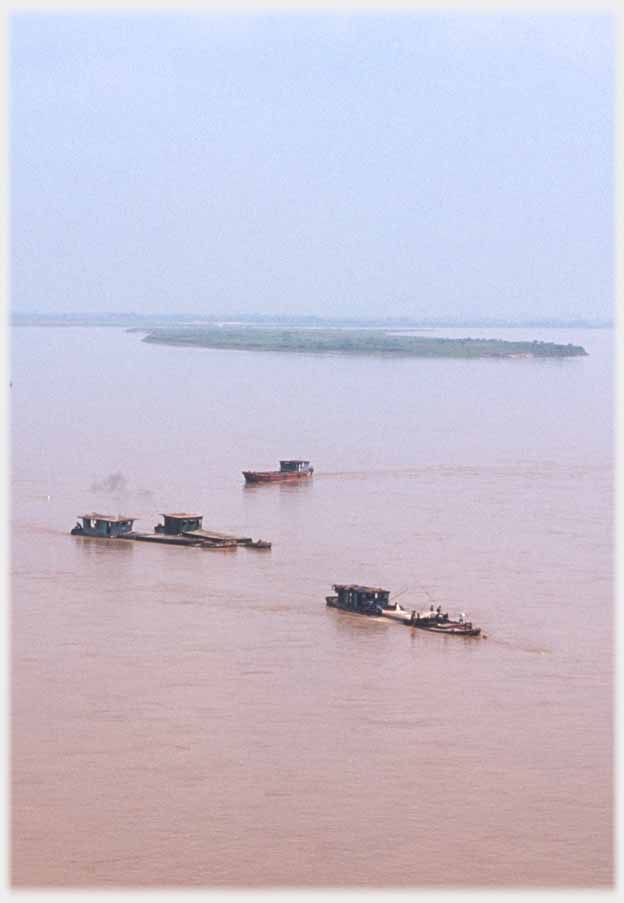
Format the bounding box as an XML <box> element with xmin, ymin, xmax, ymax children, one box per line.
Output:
<box><xmin>126</xmin><ymin>532</ymin><xmax>205</xmax><ymax>546</ymax></box>
<box><xmin>380</xmin><ymin>608</ymin><xmax>413</xmax><ymax>623</ymax></box>
<box><xmin>327</xmin><ymin>598</ymin><xmax>481</xmax><ymax>635</ymax></box>
<box><xmin>183</xmin><ymin>528</ymin><xmax>252</xmax><ymax>544</ymax></box>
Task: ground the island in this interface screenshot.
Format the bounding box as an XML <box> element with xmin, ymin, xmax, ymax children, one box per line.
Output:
<box><xmin>137</xmin><ymin>326</ymin><xmax>588</xmax><ymax>358</ymax></box>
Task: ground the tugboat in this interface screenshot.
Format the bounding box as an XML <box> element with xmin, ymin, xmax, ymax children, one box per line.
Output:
<box><xmin>243</xmin><ymin>460</ymin><xmax>314</xmax><ymax>484</ymax></box>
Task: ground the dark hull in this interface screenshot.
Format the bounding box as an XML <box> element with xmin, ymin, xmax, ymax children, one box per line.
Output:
<box><xmin>243</xmin><ymin>470</ymin><xmax>313</xmax><ymax>484</ymax></box>
<box><xmin>326</xmin><ymin>596</ymin><xmax>384</xmax><ymax>616</ymax></box>
<box><xmin>70</xmin><ymin>528</ymin><xmax>133</xmax><ymax>539</ymax></box>
<box><xmin>71</xmin><ymin>529</ymin><xmax>232</xmax><ymax>548</ymax></box>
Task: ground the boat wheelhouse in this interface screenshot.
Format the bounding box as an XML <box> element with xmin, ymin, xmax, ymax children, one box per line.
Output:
<box><xmin>326</xmin><ymin>584</ymin><xmax>392</xmax><ymax>616</ymax></box>
<box><xmin>71</xmin><ymin>513</ymin><xmax>136</xmax><ymax>538</ymax></box>
<box><xmin>242</xmin><ymin>460</ymin><xmax>314</xmax><ymax>484</ymax></box>
<box><xmin>155</xmin><ymin>513</ymin><xmax>203</xmax><ymax>535</ymax></box>
<box><xmin>279</xmin><ymin>460</ymin><xmax>313</xmax><ymax>475</ymax></box>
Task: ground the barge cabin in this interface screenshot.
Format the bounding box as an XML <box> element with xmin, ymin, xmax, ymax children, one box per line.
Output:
<box><xmin>279</xmin><ymin>459</ymin><xmax>313</xmax><ymax>476</ymax></box>
<box><xmin>71</xmin><ymin>513</ymin><xmax>135</xmax><ymax>538</ymax></box>
<box><xmin>326</xmin><ymin>584</ymin><xmax>391</xmax><ymax>616</ymax></box>
<box><xmin>155</xmin><ymin>513</ymin><xmax>203</xmax><ymax>535</ymax></box>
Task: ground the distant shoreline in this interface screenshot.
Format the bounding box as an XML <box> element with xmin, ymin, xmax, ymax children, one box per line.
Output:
<box><xmin>10</xmin><ymin>312</ymin><xmax>612</xmax><ymax>330</ymax></box>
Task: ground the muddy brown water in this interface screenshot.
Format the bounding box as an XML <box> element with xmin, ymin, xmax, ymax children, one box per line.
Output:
<box><xmin>10</xmin><ymin>326</ymin><xmax>613</xmax><ymax>887</ymax></box>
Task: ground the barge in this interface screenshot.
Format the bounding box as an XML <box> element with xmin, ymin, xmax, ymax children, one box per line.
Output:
<box><xmin>154</xmin><ymin>513</ymin><xmax>243</xmax><ymax>547</ymax></box>
<box><xmin>243</xmin><ymin>459</ymin><xmax>313</xmax><ymax>484</ymax></box>
<box><xmin>326</xmin><ymin>585</ymin><xmax>482</xmax><ymax>636</ymax></box>
<box><xmin>70</xmin><ymin>514</ymin><xmax>215</xmax><ymax>547</ymax></box>
<box><xmin>71</xmin><ymin>512</ymin><xmax>269</xmax><ymax>550</ymax></box>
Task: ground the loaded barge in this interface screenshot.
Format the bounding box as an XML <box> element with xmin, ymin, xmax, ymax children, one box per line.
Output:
<box><xmin>326</xmin><ymin>584</ymin><xmax>481</xmax><ymax>636</ymax></box>
<box><xmin>243</xmin><ymin>459</ymin><xmax>313</xmax><ymax>485</ymax></box>
<box><xmin>152</xmin><ymin>513</ymin><xmax>240</xmax><ymax>547</ymax></box>
<box><xmin>153</xmin><ymin>513</ymin><xmax>271</xmax><ymax>549</ymax></box>
<box><xmin>71</xmin><ymin>512</ymin><xmax>271</xmax><ymax>550</ymax></box>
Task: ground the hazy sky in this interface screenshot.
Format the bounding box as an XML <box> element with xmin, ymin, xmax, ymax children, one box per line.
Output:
<box><xmin>10</xmin><ymin>13</ymin><xmax>613</xmax><ymax>320</ymax></box>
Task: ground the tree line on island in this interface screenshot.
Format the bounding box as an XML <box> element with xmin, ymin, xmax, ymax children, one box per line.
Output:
<box><xmin>139</xmin><ymin>326</ymin><xmax>588</xmax><ymax>358</ymax></box>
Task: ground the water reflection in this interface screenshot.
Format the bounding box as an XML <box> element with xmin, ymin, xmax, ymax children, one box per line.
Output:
<box><xmin>71</xmin><ymin>536</ymin><xmax>134</xmax><ymax>558</ymax></box>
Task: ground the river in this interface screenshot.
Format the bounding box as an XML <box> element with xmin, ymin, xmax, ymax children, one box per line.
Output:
<box><xmin>10</xmin><ymin>325</ymin><xmax>613</xmax><ymax>887</ymax></box>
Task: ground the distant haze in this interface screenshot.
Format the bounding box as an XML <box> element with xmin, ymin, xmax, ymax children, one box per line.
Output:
<box><xmin>10</xmin><ymin>13</ymin><xmax>613</xmax><ymax>321</ymax></box>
